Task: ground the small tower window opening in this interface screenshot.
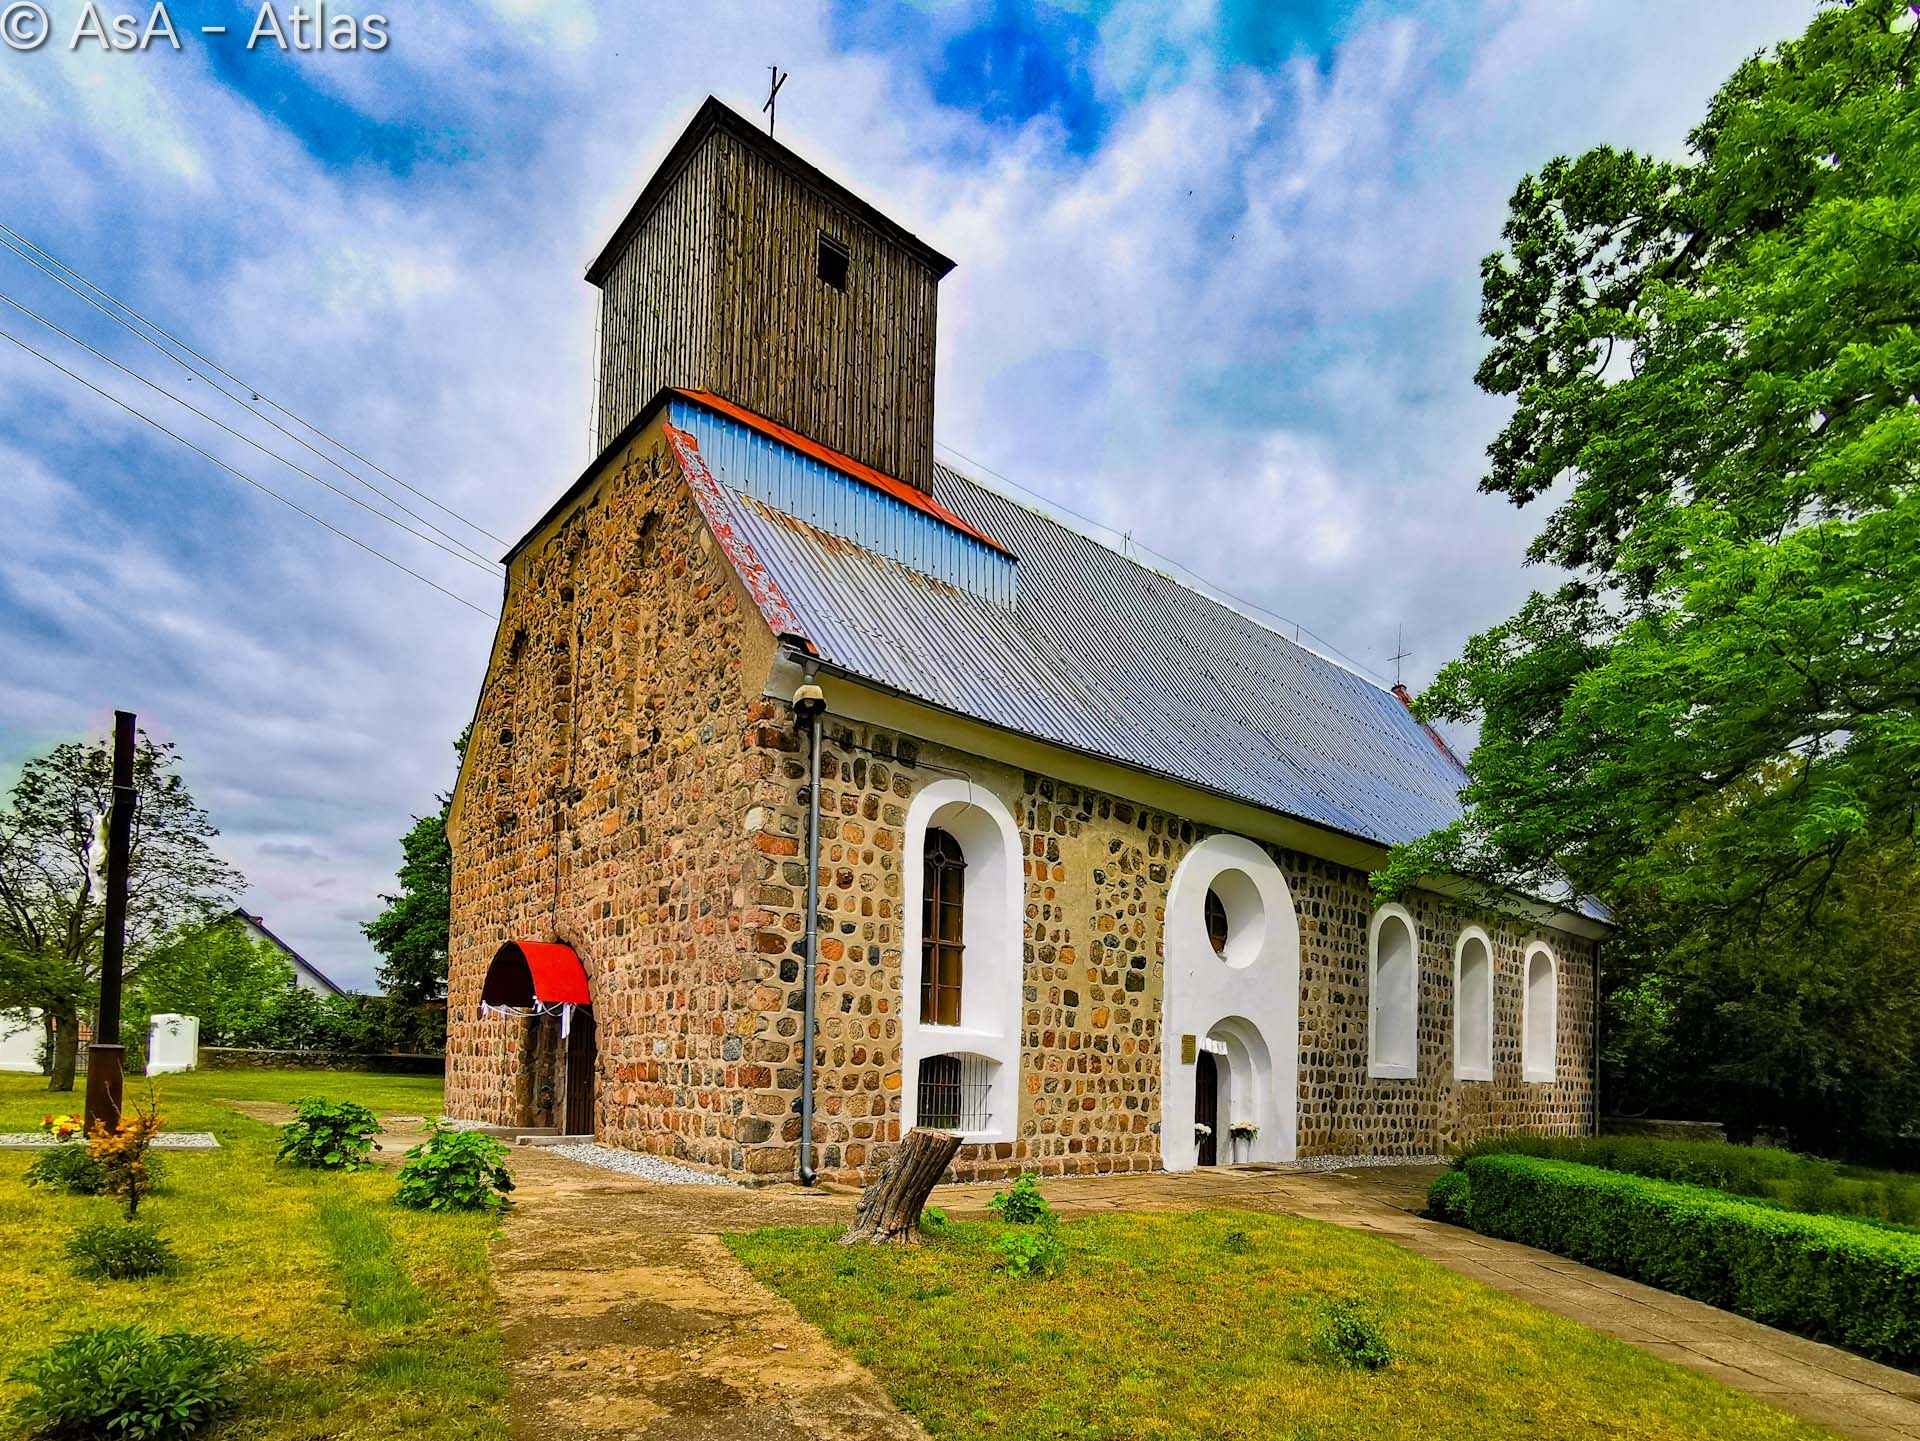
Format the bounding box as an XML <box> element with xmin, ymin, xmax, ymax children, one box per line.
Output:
<box><xmin>1204</xmin><ymin>888</ymin><xmax>1230</xmax><ymax>956</ymax></box>
<box><xmin>817</xmin><ymin>232</ymin><xmax>851</xmax><ymax>292</ymax></box>
<box><xmin>921</xmin><ymin>828</ymin><xmax>965</xmax><ymax>1025</ymax></box>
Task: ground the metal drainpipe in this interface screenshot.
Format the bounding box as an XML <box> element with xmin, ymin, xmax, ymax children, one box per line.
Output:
<box><xmin>794</xmin><ymin>664</ymin><xmax>825</xmax><ymax>1186</ymax></box>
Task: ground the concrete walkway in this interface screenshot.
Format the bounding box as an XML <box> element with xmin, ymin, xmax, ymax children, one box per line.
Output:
<box><xmin>932</xmin><ymin>1165</ymin><xmax>1920</xmax><ymax>1441</ymax></box>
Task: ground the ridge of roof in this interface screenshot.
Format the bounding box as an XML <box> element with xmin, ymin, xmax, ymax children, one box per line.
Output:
<box><xmin>925</xmin><ymin>453</ymin><xmax>1400</xmax><ymax>702</ymax></box>
<box><xmin>585</xmin><ymin>96</ymin><xmax>957</xmax><ymax>286</ymax></box>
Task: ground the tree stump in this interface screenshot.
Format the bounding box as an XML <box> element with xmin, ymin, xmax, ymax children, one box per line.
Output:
<box><xmin>839</xmin><ymin>1127</ymin><xmax>962</xmax><ymax>1245</ymax></box>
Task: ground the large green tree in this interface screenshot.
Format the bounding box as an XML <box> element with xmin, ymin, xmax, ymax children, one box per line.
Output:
<box><xmin>0</xmin><ymin>729</ymin><xmax>242</xmax><ymax>1090</ymax></box>
<box><xmin>1379</xmin><ymin>1</ymin><xmax>1920</xmax><ymax>1154</ymax></box>
<box><xmin>361</xmin><ymin>730</ymin><xmax>464</xmax><ymax>1004</ymax></box>
<box><xmin>131</xmin><ymin>916</ymin><xmax>295</xmax><ymax>1048</ymax></box>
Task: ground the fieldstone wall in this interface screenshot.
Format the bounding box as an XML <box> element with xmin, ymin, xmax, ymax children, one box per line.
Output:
<box><xmin>446</xmin><ymin>418</ymin><xmax>788</xmax><ymax>1171</ymax></box>
<box><xmin>749</xmin><ymin>717</ymin><xmax>1597</xmax><ymax>1185</ymax></box>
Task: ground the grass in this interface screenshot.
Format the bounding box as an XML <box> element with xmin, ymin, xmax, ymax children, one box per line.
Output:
<box><xmin>0</xmin><ymin>1068</ymin><xmax>504</xmax><ymax>1440</ymax></box>
<box><xmin>731</xmin><ymin>1210</ymin><xmax>1842</xmax><ymax>1441</ymax></box>
<box><xmin>1454</xmin><ymin>1134</ymin><xmax>1920</xmax><ymax>1230</ymax></box>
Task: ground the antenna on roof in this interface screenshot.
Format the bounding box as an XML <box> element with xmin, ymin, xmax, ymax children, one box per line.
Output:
<box><xmin>1389</xmin><ymin>624</ymin><xmax>1411</xmax><ymax>688</ymax></box>
<box><xmin>763</xmin><ymin>65</ymin><xmax>788</xmax><ymax>137</ymax></box>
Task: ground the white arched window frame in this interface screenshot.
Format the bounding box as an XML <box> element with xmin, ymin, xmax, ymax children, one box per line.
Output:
<box><xmin>899</xmin><ymin>778</ymin><xmax>1024</xmax><ymax>1143</ymax></box>
<box><xmin>1452</xmin><ymin>926</ymin><xmax>1495</xmax><ymax>1082</ymax></box>
<box><xmin>1522</xmin><ymin>941</ymin><xmax>1559</xmax><ymax>1083</ymax></box>
<box><xmin>1368</xmin><ymin>903</ymin><xmax>1420</xmax><ymax>1080</ymax></box>
<box><xmin>1160</xmin><ymin>833</ymin><xmax>1300</xmax><ymax>1170</ymax></box>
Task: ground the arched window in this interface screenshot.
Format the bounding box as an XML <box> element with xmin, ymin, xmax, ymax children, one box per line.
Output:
<box><xmin>1453</xmin><ymin>928</ymin><xmax>1493</xmax><ymax>1082</ymax></box>
<box><xmin>1523</xmin><ymin>943</ymin><xmax>1558</xmax><ymax>1082</ymax></box>
<box><xmin>920</xmin><ymin>828</ymin><xmax>965</xmax><ymax>1026</ymax></box>
<box><xmin>1368</xmin><ymin>905</ymin><xmax>1419</xmax><ymax>1079</ymax></box>
<box><xmin>1204</xmin><ymin>888</ymin><xmax>1230</xmax><ymax>956</ymax></box>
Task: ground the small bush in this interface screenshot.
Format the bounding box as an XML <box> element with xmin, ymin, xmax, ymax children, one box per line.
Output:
<box><xmin>918</xmin><ymin>1205</ymin><xmax>950</xmax><ymax>1234</ymax></box>
<box><xmin>66</xmin><ymin>1222</ymin><xmax>178</xmax><ymax>1281</ymax></box>
<box><xmin>1427</xmin><ymin>1169</ymin><xmax>1472</xmax><ymax>1225</ymax></box>
<box><xmin>1223</xmin><ymin>1228</ymin><xmax>1252</xmax><ymax>1254</ymax></box>
<box><xmin>394</xmin><ymin>1125</ymin><xmax>513</xmax><ymax>1213</ymax></box>
<box><xmin>9</xmin><ymin>1324</ymin><xmax>256</xmax><ymax>1440</ymax></box>
<box><xmin>25</xmin><ymin>1145</ymin><xmax>108</xmax><ymax>1196</ymax></box>
<box><xmin>1461</xmin><ymin>1154</ymin><xmax>1920</xmax><ymax>1366</ymax></box>
<box><xmin>89</xmin><ymin>1097</ymin><xmax>165</xmax><ymax>1219</ymax></box>
<box><xmin>996</xmin><ymin>1218</ymin><xmax>1065</xmax><ymax>1279</ymax></box>
<box><xmin>277</xmin><ymin>1098</ymin><xmax>380</xmax><ymax>1171</ymax></box>
<box><xmin>987</xmin><ymin>1172</ymin><xmax>1052</xmax><ymax>1225</ymax></box>
<box><xmin>1312</xmin><ymin>1297</ymin><xmax>1395</xmax><ymax>1371</ymax></box>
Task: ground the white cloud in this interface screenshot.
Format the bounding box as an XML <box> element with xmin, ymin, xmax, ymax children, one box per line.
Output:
<box><xmin>0</xmin><ymin>1</ymin><xmax>1812</xmax><ymax>987</ymax></box>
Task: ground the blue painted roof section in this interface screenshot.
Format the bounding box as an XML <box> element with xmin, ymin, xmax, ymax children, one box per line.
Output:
<box><xmin>668</xmin><ymin>399</ymin><xmax>1016</xmax><ymax>604</ymax></box>
<box><xmin>687</xmin><ymin>432</ymin><xmax>1475</xmax><ymax>854</ymax></box>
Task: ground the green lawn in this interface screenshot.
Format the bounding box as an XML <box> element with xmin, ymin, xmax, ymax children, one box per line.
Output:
<box><xmin>731</xmin><ymin>1210</ymin><xmax>1840</xmax><ymax>1441</ymax></box>
<box><xmin>0</xmin><ymin>1068</ymin><xmax>504</xmax><ymax>1440</ymax></box>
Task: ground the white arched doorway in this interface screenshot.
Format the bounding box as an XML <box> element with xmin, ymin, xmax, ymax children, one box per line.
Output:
<box><xmin>1161</xmin><ymin>833</ymin><xmax>1300</xmax><ymax>1170</ymax></box>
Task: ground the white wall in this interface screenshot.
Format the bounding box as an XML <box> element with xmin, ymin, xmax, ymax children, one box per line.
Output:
<box><xmin>1160</xmin><ymin>833</ymin><xmax>1300</xmax><ymax>1169</ymax></box>
<box><xmin>0</xmin><ymin>1011</ymin><xmax>41</xmax><ymax>1073</ymax></box>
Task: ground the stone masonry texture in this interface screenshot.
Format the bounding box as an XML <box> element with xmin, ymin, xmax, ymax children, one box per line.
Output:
<box><xmin>447</xmin><ymin>429</ymin><xmax>1597</xmax><ymax>1184</ymax></box>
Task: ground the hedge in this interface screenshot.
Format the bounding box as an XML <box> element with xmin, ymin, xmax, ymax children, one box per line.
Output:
<box><xmin>1450</xmin><ymin>1155</ymin><xmax>1920</xmax><ymax>1367</ymax></box>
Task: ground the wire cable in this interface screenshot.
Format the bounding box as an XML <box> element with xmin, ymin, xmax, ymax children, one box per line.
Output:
<box><xmin>0</xmin><ymin>222</ymin><xmax>510</xmax><ymax>549</ymax></box>
<box><xmin>0</xmin><ymin>322</ymin><xmax>497</xmax><ymax>620</ymax></box>
<box><xmin>0</xmin><ymin>285</ymin><xmax>500</xmax><ymax>575</ymax></box>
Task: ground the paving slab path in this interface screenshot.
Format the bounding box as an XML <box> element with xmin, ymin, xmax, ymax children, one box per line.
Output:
<box><xmin>932</xmin><ymin>1164</ymin><xmax>1920</xmax><ymax>1441</ymax></box>
<box><xmin>492</xmin><ymin>1147</ymin><xmax>925</xmax><ymax>1441</ymax></box>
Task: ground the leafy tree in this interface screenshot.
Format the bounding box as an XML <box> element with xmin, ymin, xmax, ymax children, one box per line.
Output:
<box><xmin>1379</xmin><ymin>1</ymin><xmax>1920</xmax><ymax>1157</ymax></box>
<box><xmin>0</xmin><ymin>730</ymin><xmax>241</xmax><ymax>1091</ymax></box>
<box><xmin>130</xmin><ymin>917</ymin><xmax>295</xmax><ymax>1047</ymax></box>
<box><xmin>361</xmin><ymin>731</ymin><xmax>464</xmax><ymax>1004</ymax></box>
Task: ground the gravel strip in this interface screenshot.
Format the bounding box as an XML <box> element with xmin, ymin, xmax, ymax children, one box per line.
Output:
<box><xmin>546</xmin><ymin>1142</ymin><xmax>739</xmax><ymax>1186</ymax></box>
<box><xmin>1292</xmin><ymin>1152</ymin><xmax>1444</xmax><ymax>1173</ymax></box>
<box><xmin>0</xmin><ymin>1132</ymin><xmax>219</xmax><ymax>1149</ymax></box>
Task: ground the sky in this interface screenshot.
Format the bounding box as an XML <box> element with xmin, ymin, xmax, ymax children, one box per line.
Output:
<box><xmin>0</xmin><ymin>0</ymin><xmax>1813</xmax><ymax>991</ymax></box>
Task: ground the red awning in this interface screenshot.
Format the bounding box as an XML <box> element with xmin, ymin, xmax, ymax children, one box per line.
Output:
<box><xmin>481</xmin><ymin>941</ymin><xmax>591</xmax><ymax>1008</ymax></box>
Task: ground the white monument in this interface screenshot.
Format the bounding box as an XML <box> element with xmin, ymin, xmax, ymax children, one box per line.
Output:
<box><xmin>146</xmin><ymin>1014</ymin><xmax>200</xmax><ymax>1075</ymax></box>
<box><xmin>0</xmin><ymin>1011</ymin><xmax>41</xmax><ymax>1073</ymax></box>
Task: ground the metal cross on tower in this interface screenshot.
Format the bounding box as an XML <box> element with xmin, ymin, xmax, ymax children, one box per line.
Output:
<box><xmin>763</xmin><ymin>65</ymin><xmax>788</xmax><ymax>137</ymax></box>
<box><xmin>1389</xmin><ymin>625</ymin><xmax>1411</xmax><ymax>687</ymax></box>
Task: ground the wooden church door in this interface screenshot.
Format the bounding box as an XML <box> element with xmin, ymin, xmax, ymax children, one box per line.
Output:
<box><xmin>563</xmin><ymin>1008</ymin><xmax>597</xmax><ymax>1137</ymax></box>
<box><xmin>1195</xmin><ymin>1050</ymin><xmax>1218</xmax><ymax>1166</ymax></box>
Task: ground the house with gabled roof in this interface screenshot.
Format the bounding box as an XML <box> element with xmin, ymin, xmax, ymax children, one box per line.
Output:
<box><xmin>444</xmin><ymin>97</ymin><xmax>1603</xmax><ymax>1181</ymax></box>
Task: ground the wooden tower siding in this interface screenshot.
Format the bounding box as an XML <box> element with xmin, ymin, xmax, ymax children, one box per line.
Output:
<box><xmin>591</xmin><ymin>101</ymin><xmax>947</xmax><ymax>491</ymax></box>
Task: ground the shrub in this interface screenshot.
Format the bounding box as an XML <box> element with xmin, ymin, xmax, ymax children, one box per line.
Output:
<box><xmin>1311</xmin><ymin>1297</ymin><xmax>1395</xmax><ymax>1371</ymax></box>
<box><xmin>89</xmin><ymin>1095</ymin><xmax>165</xmax><ymax>1219</ymax></box>
<box><xmin>1427</xmin><ymin>1169</ymin><xmax>1472</xmax><ymax>1225</ymax></box>
<box><xmin>8</xmin><ymin>1324</ymin><xmax>256</xmax><ymax>1440</ymax></box>
<box><xmin>25</xmin><ymin>1145</ymin><xmax>107</xmax><ymax>1197</ymax></box>
<box><xmin>987</xmin><ymin>1172</ymin><xmax>1052</xmax><ymax>1225</ymax></box>
<box><xmin>1456</xmin><ymin>1133</ymin><xmax>1920</xmax><ymax>1227</ymax></box>
<box><xmin>1461</xmin><ymin>1154</ymin><xmax>1920</xmax><ymax>1366</ymax></box>
<box><xmin>996</xmin><ymin>1217</ymin><xmax>1065</xmax><ymax>1279</ymax></box>
<box><xmin>66</xmin><ymin>1222</ymin><xmax>178</xmax><ymax>1281</ymax></box>
<box><xmin>1223</xmin><ymin>1228</ymin><xmax>1252</xmax><ymax>1254</ymax></box>
<box><xmin>277</xmin><ymin>1098</ymin><xmax>380</xmax><ymax>1171</ymax></box>
<box><xmin>918</xmin><ymin>1205</ymin><xmax>950</xmax><ymax>1235</ymax></box>
<box><xmin>394</xmin><ymin>1125</ymin><xmax>513</xmax><ymax>1213</ymax></box>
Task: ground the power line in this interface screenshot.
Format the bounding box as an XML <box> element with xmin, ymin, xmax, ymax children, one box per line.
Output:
<box><xmin>0</xmin><ymin>222</ymin><xmax>510</xmax><ymax>550</ymax></box>
<box><xmin>931</xmin><ymin>437</ymin><xmax>1394</xmax><ymax>689</ymax></box>
<box><xmin>0</xmin><ymin>322</ymin><xmax>497</xmax><ymax>620</ymax></box>
<box><xmin>0</xmin><ymin>284</ymin><xmax>500</xmax><ymax>575</ymax></box>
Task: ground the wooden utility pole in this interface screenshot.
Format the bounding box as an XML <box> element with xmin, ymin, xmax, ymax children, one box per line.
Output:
<box><xmin>83</xmin><ymin>710</ymin><xmax>136</xmax><ymax>1134</ymax></box>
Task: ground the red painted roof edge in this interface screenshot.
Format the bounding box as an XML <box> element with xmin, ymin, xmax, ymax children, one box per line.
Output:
<box><xmin>671</xmin><ymin>389</ymin><xmax>1016</xmax><ymax>560</ymax></box>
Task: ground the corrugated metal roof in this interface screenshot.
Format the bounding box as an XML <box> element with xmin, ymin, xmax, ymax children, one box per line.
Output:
<box><xmin>671</xmin><ymin>397</ymin><xmax>1474</xmax><ymax>853</ymax></box>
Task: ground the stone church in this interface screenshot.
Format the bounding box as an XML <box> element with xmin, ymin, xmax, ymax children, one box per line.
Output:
<box><xmin>444</xmin><ymin>96</ymin><xmax>1604</xmax><ymax>1184</ymax></box>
